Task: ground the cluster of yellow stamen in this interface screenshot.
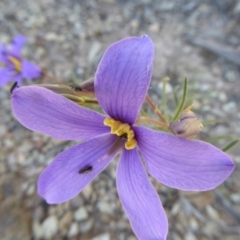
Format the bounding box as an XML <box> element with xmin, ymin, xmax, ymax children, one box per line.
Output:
<box><xmin>8</xmin><ymin>56</ymin><xmax>22</xmax><ymax>72</ymax></box>
<box><xmin>104</xmin><ymin>118</ymin><xmax>137</xmax><ymax>150</ymax></box>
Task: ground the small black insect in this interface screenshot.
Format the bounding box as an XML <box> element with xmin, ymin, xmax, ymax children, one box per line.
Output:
<box><xmin>78</xmin><ymin>165</ymin><xmax>93</xmax><ymax>174</ymax></box>
<box><xmin>69</xmin><ymin>83</ymin><xmax>82</xmax><ymax>92</ymax></box>
<box><xmin>10</xmin><ymin>81</ymin><xmax>19</xmax><ymax>94</ymax></box>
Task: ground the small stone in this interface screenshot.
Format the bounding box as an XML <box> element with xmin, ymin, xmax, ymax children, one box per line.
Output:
<box><xmin>45</xmin><ymin>32</ymin><xmax>58</xmax><ymax>41</ymax></box>
<box><xmin>158</xmin><ymin>2</ymin><xmax>175</xmax><ymax>11</ymax></box>
<box><xmin>230</xmin><ymin>193</ymin><xmax>240</xmax><ymax>203</ymax></box>
<box><xmin>82</xmin><ymin>184</ymin><xmax>92</xmax><ymax>199</ymax></box>
<box><xmin>97</xmin><ymin>201</ymin><xmax>112</xmax><ymax>214</ymax></box>
<box><xmin>233</xmin><ymin>1</ymin><xmax>240</xmax><ymax>15</ymax></box>
<box><xmin>149</xmin><ymin>23</ymin><xmax>160</xmax><ymax>33</ymax></box>
<box><xmin>171</xmin><ymin>202</ymin><xmax>180</xmax><ymax>215</ymax></box>
<box><xmin>189</xmin><ymin>217</ymin><xmax>198</xmax><ymax>231</ymax></box>
<box><xmin>222</xmin><ymin>101</ymin><xmax>237</xmax><ymax>113</ymax></box>
<box><xmin>185</xmin><ymin>232</ymin><xmax>197</xmax><ymax>240</ymax></box>
<box><xmin>79</xmin><ymin>219</ymin><xmax>93</xmax><ymax>232</ymax></box>
<box><xmin>92</xmin><ymin>233</ymin><xmax>111</xmax><ymax>240</ymax></box>
<box><xmin>130</xmin><ymin>19</ymin><xmax>139</xmax><ymax>30</ymax></box>
<box><xmin>218</xmin><ymin>92</ymin><xmax>227</xmax><ymax>102</ymax></box>
<box><xmin>26</xmin><ymin>184</ymin><xmax>35</xmax><ymax>196</ymax></box>
<box><xmin>42</xmin><ymin>216</ymin><xmax>59</xmax><ymax>239</ymax></box>
<box><xmin>59</xmin><ymin>211</ymin><xmax>73</xmax><ymax>230</ymax></box>
<box><xmin>88</xmin><ymin>41</ymin><xmax>102</xmax><ymax>64</ymax></box>
<box><xmin>33</xmin><ymin>221</ymin><xmax>43</xmax><ymax>239</ymax></box>
<box><xmin>68</xmin><ymin>222</ymin><xmax>79</xmax><ymax>238</ymax></box>
<box><xmin>206</xmin><ymin>205</ymin><xmax>219</xmax><ymax>221</ymax></box>
<box><xmin>0</xmin><ymin>124</ymin><xmax>7</xmax><ymax>138</ymax></box>
<box><xmin>128</xmin><ymin>236</ymin><xmax>137</xmax><ymax>240</ymax></box>
<box><xmin>74</xmin><ymin>207</ymin><xmax>88</xmax><ymax>221</ymax></box>
<box><xmin>225</xmin><ymin>70</ymin><xmax>237</xmax><ymax>82</ymax></box>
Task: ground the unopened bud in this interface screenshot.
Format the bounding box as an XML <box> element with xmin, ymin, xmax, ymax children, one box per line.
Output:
<box><xmin>170</xmin><ymin>111</ymin><xmax>203</xmax><ymax>139</ymax></box>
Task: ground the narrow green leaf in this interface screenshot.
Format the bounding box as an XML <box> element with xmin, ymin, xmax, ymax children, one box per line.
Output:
<box><xmin>222</xmin><ymin>139</ymin><xmax>239</xmax><ymax>152</ymax></box>
<box><xmin>173</xmin><ymin>86</ymin><xmax>179</xmax><ymax>107</ymax></box>
<box><xmin>201</xmin><ymin>119</ymin><xmax>223</xmax><ymax>127</ymax></box>
<box><xmin>206</xmin><ymin>135</ymin><xmax>234</xmax><ymax>143</ymax></box>
<box><xmin>172</xmin><ymin>77</ymin><xmax>188</xmax><ymax>121</ymax></box>
<box><xmin>161</xmin><ymin>77</ymin><xmax>170</xmax><ymax>115</ymax></box>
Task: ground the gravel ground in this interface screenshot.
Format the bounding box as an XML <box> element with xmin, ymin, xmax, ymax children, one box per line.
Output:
<box><xmin>0</xmin><ymin>0</ymin><xmax>240</xmax><ymax>239</ymax></box>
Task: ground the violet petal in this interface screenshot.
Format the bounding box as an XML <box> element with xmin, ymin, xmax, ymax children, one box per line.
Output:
<box><xmin>0</xmin><ymin>67</ymin><xmax>13</xmax><ymax>87</ymax></box>
<box><xmin>38</xmin><ymin>134</ymin><xmax>117</xmax><ymax>203</ymax></box>
<box><xmin>135</xmin><ymin>126</ymin><xmax>235</xmax><ymax>191</ymax></box>
<box><xmin>11</xmin><ymin>86</ymin><xmax>109</xmax><ymax>140</ymax></box>
<box><xmin>0</xmin><ymin>44</ymin><xmax>8</xmax><ymax>63</ymax></box>
<box><xmin>95</xmin><ymin>36</ymin><xmax>154</xmax><ymax>124</ymax></box>
<box><xmin>22</xmin><ymin>60</ymin><xmax>41</xmax><ymax>79</ymax></box>
<box><xmin>10</xmin><ymin>35</ymin><xmax>26</xmax><ymax>58</ymax></box>
<box><xmin>116</xmin><ymin>148</ymin><xmax>168</xmax><ymax>240</ymax></box>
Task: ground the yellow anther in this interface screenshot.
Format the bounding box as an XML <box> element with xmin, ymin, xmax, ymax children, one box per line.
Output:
<box><xmin>127</xmin><ymin>130</ymin><xmax>135</xmax><ymax>139</ymax></box>
<box><xmin>115</xmin><ymin>124</ymin><xmax>130</xmax><ymax>136</ymax></box>
<box><xmin>8</xmin><ymin>56</ymin><xmax>22</xmax><ymax>72</ymax></box>
<box><xmin>104</xmin><ymin>118</ymin><xmax>115</xmax><ymax>126</ymax></box>
<box><xmin>104</xmin><ymin>117</ymin><xmax>137</xmax><ymax>150</ymax></box>
<box><xmin>112</xmin><ymin>121</ymin><xmax>122</xmax><ymax>134</ymax></box>
<box><xmin>125</xmin><ymin>138</ymin><xmax>137</xmax><ymax>150</ymax></box>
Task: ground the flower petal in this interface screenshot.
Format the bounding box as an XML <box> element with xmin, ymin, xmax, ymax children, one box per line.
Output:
<box><xmin>0</xmin><ymin>67</ymin><xmax>13</xmax><ymax>87</ymax></box>
<box><xmin>10</xmin><ymin>35</ymin><xmax>26</xmax><ymax>58</ymax></box>
<box><xmin>11</xmin><ymin>86</ymin><xmax>109</xmax><ymax>140</ymax></box>
<box><xmin>95</xmin><ymin>36</ymin><xmax>154</xmax><ymax>124</ymax></box>
<box><xmin>22</xmin><ymin>60</ymin><xmax>41</xmax><ymax>79</ymax></box>
<box><xmin>135</xmin><ymin>126</ymin><xmax>235</xmax><ymax>191</ymax></box>
<box><xmin>0</xmin><ymin>44</ymin><xmax>8</xmax><ymax>63</ymax></box>
<box><xmin>38</xmin><ymin>134</ymin><xmax>117</xmax><ymax>203</ymax></box>
<box><xmin>116</xmin><ymin>148</ymin><xmax>168</xmax><ymax>240</ymax></box>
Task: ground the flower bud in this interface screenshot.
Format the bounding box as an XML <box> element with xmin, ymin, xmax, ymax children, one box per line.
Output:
<box><xmin>170</xmin><ymin>111</ymin><xmax>203</xmax><ymax>139</ymax></box>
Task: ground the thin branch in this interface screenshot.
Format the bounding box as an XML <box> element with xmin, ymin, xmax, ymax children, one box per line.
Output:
<box><xmin>145</xmin><ymin>95</ymin><xmax>168</xmax><ymax>124</ymax></box>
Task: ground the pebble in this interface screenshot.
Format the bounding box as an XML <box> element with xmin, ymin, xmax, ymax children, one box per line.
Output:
<box><xmin>74</xmin><ymin>207</ymin><xmax>89</xmax><ymax>221</ymax></box>
<box><xmin>82</xmin><ymin>184</ymin><xmax>93</xmax><ymax>199</ymax></box>
<box><xmin>230</xmin><ymin>193</ymin><xmax>240</xmax><ymax>203</ymax></box>
<box><xmin>206</xmin><ymin>205</ymin><xmax>219</xmax><ymax>221</ymax></box>
<box><xmin>33</xmin><ymin>221</ymin><xmax>44</xmax><ymax>239</ymax></box>
<box><xmin>88</xmin><ymin>41</ymin><xmax>102</xmax><ymax>64</ymax></box>
<box><xmin>0</xmin><ymin>125</ymin><xmax>7</xmax><ymax>138</ymax></box>
<box><xmin>149</xmin><ymin>23</ymin><xmax>160</xmax><ymax>33</ymax></box>
<box><xmin>185</xmin><ymin>232</ymin><xmax>197</xmax><ymax>240</ymax></box>
<box><xmin>42</xmin><ymin>216</ymin><xmax>59</xmax><ymax>239</ymax></box>
<box><xmin>218</xmin><ymin>92</ymin><xmax>227</xmax><ymax>102</ymax></box>
<box><xmin>92</xmin><ymin>233</ymin><xmax>111</xmax><ymax>240</ymax></box>
<box><xmin>233</xmin><ymin>1</ymin><xmax>240</xmax><ymax>15</ymax></box>
<box><xmin>97</xmin><ymin>201</ymin><xmax>112</xmax><ymax>214</ymax></box>
<box><xmin>67</xmin><ymin>222</ymin><xmax>79</xmax><ymax>238</ymax></box>
<box><xmin>79</xmin><ymin>219</ymin><xmax>93</xmax><ymax>232</ymax></box>
<box><xmin>59</xmin><ymin>211</ymin><xmax>73</xmax><ymax>230</ymax></box>
<box><xmin>222</xmin><ymin>101</ymin><xmax>237</xmax><ymax>113</ymax></box>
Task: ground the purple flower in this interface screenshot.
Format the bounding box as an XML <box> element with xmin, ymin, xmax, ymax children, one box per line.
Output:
<box><xmin>11</xmin><ymin>36</ymin><xmax>234</xmax><ymax>240</ymax></box>
<box><xmin>0</xmin><ymin>35</ymin><xmax>41</xmax><ymax>87</ymax></box>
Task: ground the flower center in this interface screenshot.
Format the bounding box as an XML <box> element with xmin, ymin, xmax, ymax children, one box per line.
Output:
<box><xmin>8</xmin><ymin>56</ymin><xmax>22</xmax><ymax>72</ymax></box>
<box><xmin>104</xmin><ymin>117</ymin><xmax>137</xmax><ymax>150</ymax></box>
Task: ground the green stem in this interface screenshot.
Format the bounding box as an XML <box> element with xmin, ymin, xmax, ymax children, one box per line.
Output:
<box><xmin>172</xmin><ymin>77</ymin><xmax>188</xmax><ymax>121</ymax></box>
<box><xmin>222</xmin><ymin>139</ymin><xmax>239</xmax><ymax>152</ymax></box>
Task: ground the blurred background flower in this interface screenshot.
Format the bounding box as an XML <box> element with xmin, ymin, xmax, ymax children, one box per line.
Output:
<box><xmin>0</xmin><ymin>35</ymin><xmax>41</xmax><ymax>87</ymax></box>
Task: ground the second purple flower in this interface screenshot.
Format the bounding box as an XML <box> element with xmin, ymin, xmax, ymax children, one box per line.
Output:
<box><xmin>0</xmin><ymin>35</ymin><xmax>41</xmax><ymax>87</ymax></box>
